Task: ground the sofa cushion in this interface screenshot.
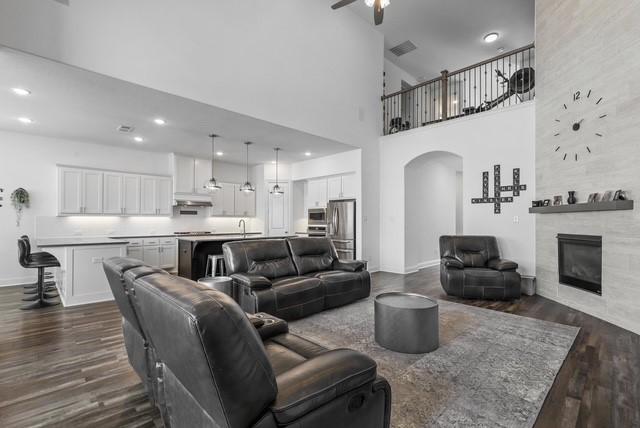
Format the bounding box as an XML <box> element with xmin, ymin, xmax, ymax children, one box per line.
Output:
<box><xmin>264</xmin><ymin>333</ymin><xmax>328</xmax><ymax>376</ymax></box>
<box><xmin>223</xmin><ymin>239</ymin><xmax>298</xmax><ymax>279</ymax></box>
<box><xmin>463</xmin><ymin>268</ymin><xmax>505</xmax><ymax>287</ymax></box>
<box><xmin>287</xmin><ymin>237</ymin><xmax>338</xmax><ymax>275</ymax></box>
<box><xmin>272</xmin><ymin>276</ymin><xmax>324</xmax><ymax>310</ymax></box>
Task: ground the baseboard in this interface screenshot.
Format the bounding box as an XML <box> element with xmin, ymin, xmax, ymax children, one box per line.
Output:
<box><xmin>0</xmin><ymin>276</ymin><xmax>36</xmax><ymax>287</ymax></box>
<box><xmin>404</xmin><ymin>259</ymin><xmax>440</xmax><ymax>274</ymax></box>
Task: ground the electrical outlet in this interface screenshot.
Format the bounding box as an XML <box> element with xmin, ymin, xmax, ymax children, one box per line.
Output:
<box><xmin>513</xmin><ymin>216</ymin><xmax>519</xmax><ymax>223</ymax></box>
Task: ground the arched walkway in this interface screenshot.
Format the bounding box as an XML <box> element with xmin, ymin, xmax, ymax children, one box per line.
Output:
<box><xmin>404</xmin><ymin>151</ymin><xmax>463</xmax><ymax>272</ymax></box>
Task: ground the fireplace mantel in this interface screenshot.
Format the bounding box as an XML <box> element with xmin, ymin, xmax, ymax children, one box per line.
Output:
<box><xmin>529</xmin><ymin>200</ymin><xmax>633</xmax><ymax>214</ymax></box>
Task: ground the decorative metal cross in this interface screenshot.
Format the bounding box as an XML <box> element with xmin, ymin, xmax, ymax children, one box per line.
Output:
<box><xmin>471</xmin><ymin>165</ymin><xmax>527</xmax><ymax>214</ymax></box>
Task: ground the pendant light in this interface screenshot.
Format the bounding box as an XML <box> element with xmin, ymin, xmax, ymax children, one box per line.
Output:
<box><xmin>203</xmin><ymin>134</ymin><xmax>222</xmax><ymax>191</ymax></box>
<box><xmin>239</xmin><ymin>141</ymin><xmax>255</xmax><ymax>193</ymax></box>
<box><xmin>271</xmin><ymin>148</ymin><xmax>284</xmax><ymax>196</ymax></box>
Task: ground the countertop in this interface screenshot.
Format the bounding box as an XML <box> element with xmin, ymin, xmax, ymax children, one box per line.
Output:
<box><xmin>176</xmin><ymin>234</ymin><xmax>295</xmax><ymax>242</ymax></box>
<box><xmin>110</xmin><ymin>232</ymin><xmax>263</xmax><ymax>239</ymax></box>
<box><xmin>37</xmin><ymin>237</ymin><xmax>130</xmax><ymax>248</ymax></box>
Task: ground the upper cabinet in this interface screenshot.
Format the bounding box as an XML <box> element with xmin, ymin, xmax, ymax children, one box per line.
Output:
<box><xmin>327</xmin><ymin>174</ymin><xmax>356</xmax><ymax>200</ymax></box>
<box><xmin>211</xmin><ymin>182</ymin><xmax>236</xmax><ymax>216</ymax></box>
<box><xmin>58</xmin><ymin>166</ymin><xmax>171</xmax><ymax>216</ymax></box>
<box><xmin>235</xmin><ymin>185</ymin><xmax>257</xmax><ymax>217</ymax></box>
<box><xmin>172</xmin><ymin>154</ymin><xmax>214</xmax><ymax>196</ymax></box>
<box><xmin>307</xmin><ymin>179</ymin><xmax>328</xmax><ymax>208</ymax></box>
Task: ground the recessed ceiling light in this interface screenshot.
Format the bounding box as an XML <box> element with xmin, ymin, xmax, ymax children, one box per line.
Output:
<box><xmin>452</xmin><ymin>100</ymin><xmax>458</xmax><ymax>105</ymax></box>
<box><xmin>304</xmin><ymin>152</ymin><xmax>311</xmax><ymax>157</ymax></box>
<box><xmin>497</xmin><ymin>47</ymin><xmax>505</xmax><ymax>53</ymax></box>
<box><xmin>216</xmin><ymin>151</ymin><xmax>223</xmax><ymax>156</ymax></box>
<box><xmin>17</xmin><ymin>117</ymin><xmax>33</xmax><ymax>124</ymax></box>
<box><xmin>153</xmin><ymin>118</ymin><xmax>166</xmax><ymax>125</ymax></box>
<box><xmin>12</xmin><ymin>88</ymin><xmax>31</xmax><ymax>96</ymax></box>
<box><xmin>134</xmin><ymin>136</ymin><xmax>144</xmax><ymax>143</ymax></box>
<box><xmin>484</xmin><ymin>32</ymin><xmax>499</xmax><ymax>43</ymax></box>
<box><xmin>271</xmin><ymin>160</ymin><xmax>277</xmax><ymax>164</ymax></box>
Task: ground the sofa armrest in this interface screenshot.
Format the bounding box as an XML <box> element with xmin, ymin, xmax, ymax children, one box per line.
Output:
<box><xmin>441</xmin><ymin>257</ymin><xmax>464</xmax><ymax>269</ymax></box>
<box><xmin>487</xmin><ymin>258</ymin><xmax>518</xmax><ymax>271</ymax></box>
<box><xmin>332</xmin><ymin>259</ymin><xmax>366</xmax><ymax>272</ymax></box>
<box><xmin>231</xmin><ymin>273</ymin><xmax>272</xmax><ymax>290</ymax></box>
<box><xmin>249</xmin><ymin>312</ymin><xmax>289</xmax><ymax>340</ymax></box>
<box><xmin>271</xmin><ymin>349</ymin><xmax>377</xmax><ymax>424</ymax></box>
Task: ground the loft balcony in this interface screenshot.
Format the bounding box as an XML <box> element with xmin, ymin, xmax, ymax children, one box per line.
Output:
<box><xmin>382</xmin><ymin>44</ymin><xmax>535</xmax><ymax>135</ymax></box>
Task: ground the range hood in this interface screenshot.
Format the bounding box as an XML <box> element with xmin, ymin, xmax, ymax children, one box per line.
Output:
<box><xmin>174</xmin><ymin>199</ymin><xmax>213</xmax><ymax>208</ymax></box>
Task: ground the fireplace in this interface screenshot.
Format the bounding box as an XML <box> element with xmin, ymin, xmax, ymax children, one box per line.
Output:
<box><xmin>557</xmin><ymin>234</ymin><xmax>602</xmax><ymax>295</ymax></box>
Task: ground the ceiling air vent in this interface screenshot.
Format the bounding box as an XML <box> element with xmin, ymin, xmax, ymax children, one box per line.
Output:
<box><xmin>117</xmin><ymin>125</ymin><xmax>135</xmax><ymax>133</ymax></box>
<box><xmin>389</xmin><ymin>40</ymin><xmax>417</xmax><ymax>57</ymax></box>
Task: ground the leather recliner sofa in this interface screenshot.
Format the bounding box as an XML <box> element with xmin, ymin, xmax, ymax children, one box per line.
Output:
<box><xmin>103</xmin><ymin>257</ymin><xmax>391</xmax><ymax>428</ymax></box>
<box><xmin>439</xmin><ymin>235</ymin><xmax>521</xmax><ymax>300</ymax></box>
<box><xmin>223</xmin><ymin>237</ymin><xmax>370</xmax><ymax>320</ymax></box>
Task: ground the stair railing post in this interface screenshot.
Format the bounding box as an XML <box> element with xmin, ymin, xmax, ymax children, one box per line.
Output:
<box><xmin>441</xmin><ymin>69</ymin><xmax>449</xmax><ymax>121</ymax></box>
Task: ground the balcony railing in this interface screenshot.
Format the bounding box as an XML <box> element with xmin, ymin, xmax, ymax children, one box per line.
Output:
<box><xmin>382</xmin><ymin>43</ymin><xmax>535</xmax><ymax>135</ymax></box>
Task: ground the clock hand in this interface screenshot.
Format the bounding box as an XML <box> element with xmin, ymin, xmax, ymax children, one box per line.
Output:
<box><xmin>578</xmin><ymin>118</ymin><xmax>584</xmax><ymax>124</ymax></box>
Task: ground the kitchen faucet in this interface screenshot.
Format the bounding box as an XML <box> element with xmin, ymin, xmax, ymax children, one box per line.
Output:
<box><xmin>238</xmin><ymin>219</ymin><xmax>246</xmax><ymax>238</ymax></box>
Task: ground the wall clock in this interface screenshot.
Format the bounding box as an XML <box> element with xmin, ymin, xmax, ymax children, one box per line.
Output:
<box><xmin>553</xmin><ymin>89</ymin><xmax>606</xmax><ymax>161</ymax></box>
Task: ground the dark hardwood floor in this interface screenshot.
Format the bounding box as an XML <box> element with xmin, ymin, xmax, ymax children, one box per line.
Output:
<box><xmin>1</xmin><ymin>267</ymin><xmax>638</xmax><ymax>427</ymax></box>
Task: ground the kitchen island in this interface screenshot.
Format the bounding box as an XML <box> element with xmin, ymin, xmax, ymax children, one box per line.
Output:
<box><xmin>178</xmin><ymin>234</ymin><xmax>295</xmax><ymax>280</ymax></box>
<box><xmin>37</xmin><ymin>237</ymin><xmax>129</xmax><ymax>306</ymax></box>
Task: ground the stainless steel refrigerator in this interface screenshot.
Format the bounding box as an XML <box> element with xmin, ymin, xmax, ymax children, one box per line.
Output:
<box><xmin>327</xmin><ymin>199</ymin><xmax>356</xmax><ymax>260</ymax></box>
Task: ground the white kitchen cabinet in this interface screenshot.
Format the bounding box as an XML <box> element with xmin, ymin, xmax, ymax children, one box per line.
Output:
<box><xmin>141</xmin><ymin>176</ymin><xmax>172</xmax><ymax>215</ymax></box>
<box><xmin>58</xmin><ymin>168</ymin><xmax>83</xmax><ymax>214</ymax></box>
<box><xmin>103</xmin><ymin>173</ymin><xmax>123</xmax><ymax>214</ymax></box>
<box><xmin>211</xmin><ymin>182</ymin><xmax>236</xmax><ymax>216</ymax></box>
<box><xmin>194</xmin><ymin>158</ymin><xmax>211</xmax><ymax>195</ymax></box>
<box><xmin>235</xmin><ymin>185</ymin><xmax>257</xmax><ymax>217</ymax></box>
<box><xmin>307</xmin><ymin>178</ymin><xmax>328</xmax><ymax>208</ymax></box>
<box><xmin>160</xmin><ymin>244</ymin><xmax>176</xmax><ymax>269</ymax></box>
<box><xmin>327</xmin><ymin>176</ymin><xmax>343</xmax><ymax>200</ymax></box>
<box><xmin>341</xmin><ymin>174</ymin><xmax>357</xmax><ymax>198</ymax></box>
<box><xmin>127</xmin><ymin>245</ymin><xmax>143</xmax><ymax>261</ymax></box>
<box><xmin>143</xmin><ymin>245</ymin><xmax>161</xmax><ymax>267</ymax></box>
<box><xmin>82</xmin><ymin>171</ymin><xmax>104</xmax><ymax>214</ymax></box>
<box><xmin>122</xmin><ymin>174</ymin><xmax>141</xmax><ymax>215</ymax></box>
<box><xmin>327</xmin><ymin>174</ymin><xmax>357</xmax><ymax>200</ymax></box>
<box><xmin>174</xmin><ymin>154</ymin><xmax>196</xmax><ymax>194</ymax></box>
<box><xmin>58</xmin><ymin>167</ymin><xmax>103</xmax><ymax>215</ymax></box>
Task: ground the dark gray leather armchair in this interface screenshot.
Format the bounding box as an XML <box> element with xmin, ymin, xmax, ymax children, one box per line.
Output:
<box><xmin>223</xmin><ymin>238</ymin><xmax>370</xmax><ymax>320</ymax></box>
<box><xmin>439</xmin><ymin>235</ymin><xmax>521</xmax><ymax>300</ymax></box>
<box><xmin>103</xmin><ymin>257</ymin><xmax>391</xmax><ymax>428</ymax></box>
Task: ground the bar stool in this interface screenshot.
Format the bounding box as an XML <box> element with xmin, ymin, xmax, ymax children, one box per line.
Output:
<box><xmin>204</xmin><ymin>254</ymin><xmax>226</xmax><ymax>277</ymax></box>
<box><xmin>20</xmin><ymin>235</ymin><xmax>57</xmax><ymax>297</ymax></box>
<box><xmin>17</xmin><ymin>237</ymin><xmax>60</xmax><ymax>310</ymax></box>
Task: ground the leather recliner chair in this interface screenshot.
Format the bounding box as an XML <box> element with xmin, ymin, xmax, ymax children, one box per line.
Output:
<box><xmin>439</xmin><ymin>235</ymin><xmax>521</xmax><ymax>300</ymax></box>
<box><xmin>223</xmin><ymin>237</ymin><xmax>370</xmax><ymax>320</ymax></box>
<box><xmin>103</xmin><ymin>257</ymin><xmax>391</xmax><ymax>428</ymax></box>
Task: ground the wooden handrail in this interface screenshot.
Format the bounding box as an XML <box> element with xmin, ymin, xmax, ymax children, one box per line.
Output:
<box><xmin>381</xmin><ymin>43</ymin><xmax>535</xmax><ymax>100</ymax></box>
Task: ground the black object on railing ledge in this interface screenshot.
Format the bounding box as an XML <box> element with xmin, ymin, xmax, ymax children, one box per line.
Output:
<box><xmin>382</xmin><ymin>43</ymin><xmax>535</xmax><ymax>135</ymax></box>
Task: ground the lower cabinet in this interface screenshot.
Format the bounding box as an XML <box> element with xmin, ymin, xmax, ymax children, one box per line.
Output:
<box><xmin>127</xmin><ymin>238</ymin><xmax>176</xmax><ymax>270</ymax></box>
<box><xmin>45</xmin><ymin>244</ymin><xmax>127</xmax><ymax>307</ymax></box>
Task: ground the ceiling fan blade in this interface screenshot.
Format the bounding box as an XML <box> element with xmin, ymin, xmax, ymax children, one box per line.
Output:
<box><xmin>373</xmin><ymin>0</ymin><xmax>384</xmax><ymax>25</ymax></box>
<box><xmin>331</xmin><ymin>0</ymin><xmax>358</xmax><ymax>10</ymax></box>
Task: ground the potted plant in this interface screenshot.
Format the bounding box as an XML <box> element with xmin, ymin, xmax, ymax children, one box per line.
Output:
<box><xmin>10</xmin><ymin>188</ymin><xmax>29</xmax><ymax>227</ymax></box>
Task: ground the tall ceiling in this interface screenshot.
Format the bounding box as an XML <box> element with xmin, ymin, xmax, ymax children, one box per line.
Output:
<box><xmin>0</xmin><ymin>47</ymin><xmax>356</xmax><ymax>164</ymax></box>
<box><xmin>344</xmin><ymin>0</ymin><xmax>535</xmax><ymax>81</ymax></box>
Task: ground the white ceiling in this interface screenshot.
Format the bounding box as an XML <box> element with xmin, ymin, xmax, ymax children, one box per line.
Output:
<box><xmin>343</xmin><ymin>0</ymin><xmax>535</xmax><ymax>81</ymax></box>
<box><xmin>0</xmin><ymin>47</ymin><xmax>356</xmax><ymax>165</ymax></box>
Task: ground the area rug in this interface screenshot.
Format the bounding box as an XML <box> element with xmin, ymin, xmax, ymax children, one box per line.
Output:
<box><xmin>289</xmin><ymin>297</ymin><xmax>579</xmax><ymax>428</ymax></box>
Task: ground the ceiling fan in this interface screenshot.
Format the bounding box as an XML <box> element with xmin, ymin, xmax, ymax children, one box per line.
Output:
<box><xmin>331</xmin><ymin>0</ymin><xmax>389</xmax><ymax>26</ymax></box>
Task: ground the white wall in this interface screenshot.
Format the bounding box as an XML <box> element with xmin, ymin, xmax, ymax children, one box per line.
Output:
<box><xmin>384</xmin><ymin>59</ymin><xmax>417</xmax><ymax>95</ymax></box>
<box><xmin>379</xmin><ymin>102</ymin><xmax>536</xmax><ymax>274</ymax></box>
<box><xmin>0</xmin><ymin>0</ymin><xmax>384</xmax><ymax>271</ymax></box>
<box><xmin>404</xmin><ymin>152</ymin><xmax>462</xmax><ymax>272</ymax></box>
<box><xmin>0</xmin><ymin>130</ymin><xmax>259</xmax><ymax>286</ymax></box>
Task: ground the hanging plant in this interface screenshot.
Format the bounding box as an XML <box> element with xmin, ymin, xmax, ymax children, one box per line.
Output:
<box><xmin>10</xmin><ymin>188</ymin><xmax>30</xmax><ymax>227</ymax></box>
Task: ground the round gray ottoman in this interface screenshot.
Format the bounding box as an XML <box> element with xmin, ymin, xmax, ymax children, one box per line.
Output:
<box><xmin>374</xmin><ymin>292</ymin><xmax>439</xmax><ymax>354</ymax></box>
<box><xmin>197</xmin><ymin>276</ymin><xmax>233</xmax><ymax>297</ymax></box>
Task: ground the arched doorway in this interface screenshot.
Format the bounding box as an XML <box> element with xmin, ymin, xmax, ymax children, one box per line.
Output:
<box><xmin>404</xmin><ymin>151</ymin><xmax>463</xmax><ymax>272</ymax></box>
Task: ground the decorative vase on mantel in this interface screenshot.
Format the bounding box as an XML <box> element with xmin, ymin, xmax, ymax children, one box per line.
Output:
<box><xmin>567</xmin><ymin>191</ymin><xmax>577</xmax><ymax>205</ymax></box>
